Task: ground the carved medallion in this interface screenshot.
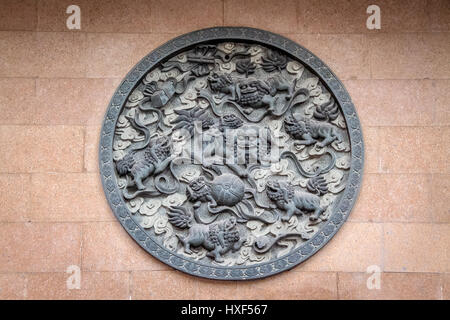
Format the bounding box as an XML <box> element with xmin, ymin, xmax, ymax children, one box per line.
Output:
<box><xmin>99</xmin><ymin>27</ymin><xmax>364</xmax><ymax>280</ymax></box>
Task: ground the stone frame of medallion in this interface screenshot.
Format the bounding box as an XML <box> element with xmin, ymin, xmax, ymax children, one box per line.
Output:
<box><xmin>99</xmin><ymin>27</ymin><xmax>365</xmax><ymax>280</ymax></box>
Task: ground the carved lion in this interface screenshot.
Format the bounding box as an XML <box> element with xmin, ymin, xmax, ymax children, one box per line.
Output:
<box><xmin>266</xmin><ymin>180</ymin><xmax>325</xmax><ymax>222</ymax></box>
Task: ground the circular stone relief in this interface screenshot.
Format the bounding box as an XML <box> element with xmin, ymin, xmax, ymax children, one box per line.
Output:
<box><xmin>100</xmin><ymin>27</ymin><xmax>364</xmax><ymax>280</ymax></box>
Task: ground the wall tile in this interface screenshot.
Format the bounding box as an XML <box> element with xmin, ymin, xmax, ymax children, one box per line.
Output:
<box><xmin>30</xmin><ymin>173</ymin><xmax>114</xmax><ymax>222</ymax></box>
<box><xmin>234</xmin><ymin>271</ymin><xmax>337</xmax><ymax>300</ymax></box>
<box><xmin>344</xmin><ymin>80</ymin><xmax>435</xmax><ymax>127</ymax></box>
<box><xmin>82</xmin><ymin>222</ymin><xmax>171</xmax><ymax>271</ymax></box>
<box><xmin>430</xmin><ymin>80</ymin><xmax>450</xmax><ymax>126</ymax></box>
<box><xmin>361</xmin><ymin>127</ymin><xmax>379</xmax><ymax>174</ymax></box>
<box><xmin>36</xmin><ymin>32</ymin><xmax>88</xmax><ymax>78</ymax></box>
<box><xmin>0</xmin><ymin>0</ymin><xmax>37</xmax><ymax>31</ymax></box>
<box><xmin>84</xmin><ymin>126</ymin><xmax>101</xmax><ymax>172</ymax></box>
<box><xmin>0</xmin><ymin>273</ymin><xmax>27</xmax><ymax>299</ymax></box>
<box><xmin>131</xmin><ymin>270</ymin><xmax>196</xmax><ymax>299</ymax></box>
<box><xmin>350</xmin><ymin>174</ymin><xmax>432</xmax><ymax>222</ymax></box>
<box><xmin>297</xmin><ymin>0</ymin><xmax>430</xmax><ymax>34</ymax></box>
<box><xmin>0</xmin><ymin>125</ymin><xmax>84</xmax><ymax>173</ymax></box>
<box><xmin>38</xmin><ymin>0</ymin><xmax>152</xmax><ymax>33</ymax></box>
<box><xmin>0</xmin><ymin>78</ymin><xmax>35</xmax><ymax>125</ymax></box>
<box><xmin>378</xmin><ymin>127</ymin><xmax>449</xmax><ymax>174</ymax></box>
<box><xmin>0</xmin><ymin>222</ymin><xmax>82</xmax><ymax>272</ymax></box>
<box><xmin>427</xmin><ymin>0</ymin><xmax>450</xmax><ymax>32</ymax></box>
<box><xmin>85</xmin><ymin>33</ymin><xmax>174</xmax><ymax>78</ymax></box>
<box><xmin>0</xmin><ymin>174</ymin><xmax>31</xmax><ymax>222</ymax></box>
<box><xmin>35</xmin><ymin>78</ymin><xmax>120</xmax><ymax>125</ymax></box>
<box><xmin>152</xmin><ymin>0</ymin><xmax>223</xmax><ymax>33</ymax></box>
<box><xmin>338</xmin><ymin>272</ymin><xmax>442</xmax><ymax>299</ymax></box>
<box><xmin>384</xmin><ymin>223</ymin><xmax>449</xmax><ymax>272</ymax></box>
<box><xmin>294</xmin><ymin>34</ymin><xmax>370</xmax><ymax>80</ymax></box>
<box><xmin>25</xmin><ymin>271</ymin><xmax>129</xmax><ymax>299</ymax></box>
<box><xmin>0</xmin><ymin>32</ymin><xmax>37</xmax><ymax>77</ymax></box>
<box><xmin>294</xmin><ymin>222</ymin><xmax>383</xmax><ymax>272</ymax></box>
<box><xmin>431</xmin><ymin>174</ymin><xmax>450</xmax><ymax>223</ymax></box>
<box><xmin>369</xmin><ymin>33</ymin><xmax>450</xmax><ymax>79</ymax></box>
<box><xmin>225</xmin><ymin>0</ymin><xmax>297</xmax><ymax>34</ymax></box>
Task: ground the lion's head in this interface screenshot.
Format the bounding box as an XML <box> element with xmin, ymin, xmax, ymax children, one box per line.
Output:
<box><xmin>208</xmin><ymin>72</ymin><xmax>233</xmax><ymax>92</ymax></box>
<box><xmin>266</xmin><ymin>180</ymin><xmax>284</xmax><ymax>201</ymax></box>
<box><xmin>236</xmin><ymin>79</ymin><xmax>269</xmax><ymax>107</ymax></box>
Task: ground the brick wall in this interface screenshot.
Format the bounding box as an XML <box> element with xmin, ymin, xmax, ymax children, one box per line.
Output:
<box><xmin>0</xmin><ymin>0</ymin><xmax>448</xmax><ymax>300</ymax></box>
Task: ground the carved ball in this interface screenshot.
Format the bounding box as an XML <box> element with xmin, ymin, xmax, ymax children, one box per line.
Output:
<box><xmin>210</xmin><ymin>174</ymin><xmax>245</xmax><ymax>206</ymax></box>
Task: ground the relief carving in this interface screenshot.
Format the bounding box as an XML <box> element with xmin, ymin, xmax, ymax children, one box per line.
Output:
<box><xmin>100</xmin><ymin>29</ymin><xmax>363</xmax><ymax>280</ymax></box>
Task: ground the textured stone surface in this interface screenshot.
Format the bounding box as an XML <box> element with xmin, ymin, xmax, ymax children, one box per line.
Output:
<box><xmin>0</xmin><ymin>0</ymin><xmax>37</xmax><ymax>31</ymax></box>
<box><xmin>84</xmin><ymin>126</ymin><xmax>101</xmax><ymax>172</ymax></box>
<box><xmin>35</xmin><ymin>78</ymin><xmax>121</xmax><ymax>125</ymax></box>
<box><xmin>132</xmin><ymin>271</ymin><xmax>197</xmax><ymax>299</ymax></box>
<box><xmin>351</xmin><ymin>174</ymin><xmax>432</xmax><ymax>222</ymax></box>
<box><xmin>362</xmin><ymin>127</ymin><xmax>379</xmax><ymax>174</ymax></box>
<box><xmin>30</xmin><ymin>173</ymin><xmax>114</xmax><ymax>222</ymax></box>
<box><xmin>152</xmin><ymin>0</ymin><xmax>223</xmax><ymax>33</ymax></box>
<box><xmin>294</xmin><ymin>34</ymin><xmax>370</xmax><ymax>80</ymax></box>
<box><xmin>295</xmin><ymin>223</ymin><xmax>383</xmax><ymax>272</ymax></box>
<box><xmin>0</xmin><ymin>32</ymin><xmax>37</xmax><ymax>77</ymax></box>
<box><xmin>384</xmin><ymin>223</ymin><xmax>450</xmax><ymax>273</ymax></box>
<box><xmin>431</xmin><ymin>80</ymin><xmax>450</xmax><ymax>126</ymax></box>
<box><xmin>225</xmin><ymin>0</ymin><xmax>297</xmax><ymax>34</ymax></box>
<box><xmin>0</xmin><ymin>174</ymin><xmax>31</xmax><ymax>222</ymax></box>
<box><xmin>82</xmin><ymin>222</ymin><xmax>170</xmax><ymax>272</ymax></box>
<box><xmin>0</xmin><ymin>126</ymin><xmax>84</xmax><ymax>173</ymax></box>
<box><xmin>297</xmin><ymin>0</ymin><xmax>441</xmax><ymax>34</ymax></box>
<box><xmin>338</xmin><ymin>272</ymin><xmax>442</xmax><ymax>300</ymax></box>
<box><xmin>36</xmin><ymin>32</ymin><xmax>88</xmax><ymax>78</ymax></box>
<box><xmin>0</xmin><ymin>78</ymin><xmax>35</xmax><ymax>125</ymax></box>
<box><xmin>232</xmin><ymin>271</ymin><xmax>337</xmax><ymax>300</ymax></box>
<box><xmin>344</xmin><ymin>80</ymin><xmax>435</xmax><ymax>127</ymax></box>
<box><xmin>378</xmin><ymin>127</ymin><xmax>449</xmax><ymax>174</ymax></box>
<box><xmin>431</xmin><ymin>174</ymin><xmax>450</xmax><ymax>223</ymax></box>
<box><xmin>427</xmin><ymin>0</ymin><xmax>450</xmax><ymax>32</ymax></box>
<box><xmin>297</xmin><ymin>0</ymin><xmax>365</xmax><ymax>34</ymax></box>
<box><xmin>196</xmin><ymin>279</ymin><xmax>239</xmax><ymax>300</ymax></box>
<box><xmin>85</xmin><ymin>33</ymin><xmax>174</xmax><ymax>78</ymax></box>
<box><xmin>0</xmin><ymin>273</ymin><xmax>27</xmax><ymax>299</ymax></box>
<box><xmin>443</xmin><ymin>273</ymin><xmax>450</xmax><ymax>300</ymax></box>
<box><xmin>131</xmin><ymin>270</ymin><xmax>337</xmax><ymax>299</ymax></box>
<box><xmin>369</xmin><ymin>33</ymin><xmax>450</xmax><ymax>80</ymax></box>
<box><xmin>25</xmin><ymin>271</ymin><xmax>130</xmax><ymax>300</ymax></box>
<box><xmin>0</xmin><ymin>222</ymin><xmax>82</xmax><ymax>272</ymax></box>
<box><xmin>38</xmin><ymin>0</ymin><xmax>152</xmax><ymax>33</ymax></box>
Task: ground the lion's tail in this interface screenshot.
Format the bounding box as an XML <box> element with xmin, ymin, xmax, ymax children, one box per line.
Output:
<box><xmin>167</xmin><ymin>206</ymin><xmax>193</xmax><ymax>229</ymax></box>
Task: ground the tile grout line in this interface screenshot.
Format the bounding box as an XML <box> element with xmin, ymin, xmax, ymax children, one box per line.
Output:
<box><xmin>1</xmin><ymin>29</ymin><xmax>449</xmax><ymax>35</ymax></box>
<box><xmin>381</xmin><ymin>223</ymin><xmax>385</xmax><ymax>272</ymax></box>
<box><xmin>79</xmin><ymin>223</ymin><xmax>84</xmax><ymax>272</ymax></box>
<box><xmin>82</xmin><ymin>126</ymin><xmax>87</xmax><ymax>173</ymax></box>
<box><xmin>1</xmin><ymin>270</ymin><xmax>447</xmax><ymax>275</ymax></box>
<box><xmin>128</xmin><ymin>271</ymin><xmax>133</xmax><ymax>300</ymax></box>
<box><xmin>222</xmin><ymin>0</ymin><xmax>225</xmax><ymax>25</ymax></box>
<box><xmin>3</xmin><ymin>76</ymin><xmax>450</xmax><ymax>81</ymax></box>
<box><xmin>336</xmin><ymin>272</ymin><xmax>340</xmax><ymax>300</ymax></box>
<box><xmin>23</xmin><ymin>272</ymin><xmax>28</xmax><ymax>299</ymax></box>
<box><xmin>1</xmin><ymin>124</ymin><xmax>449</xmax><ymax>129</ymax></box>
